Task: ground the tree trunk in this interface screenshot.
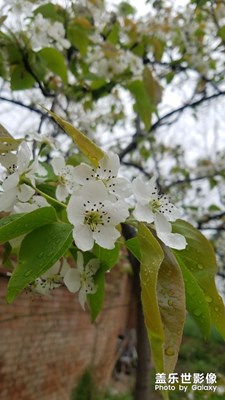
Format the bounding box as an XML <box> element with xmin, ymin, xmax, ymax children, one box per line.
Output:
<box><xmin>122</xmin><ymin>225</ymin><xmax>151</xmax><ymax>400</ymax></box>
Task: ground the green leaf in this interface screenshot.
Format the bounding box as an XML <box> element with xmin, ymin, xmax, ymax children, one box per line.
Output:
<box><xmin>10</xmin><ymin>65</ymin><xmax>36</xmax><ymax>90</ymax></box>
<box><xmin>218</xmin><ymin>26</ymin><xmax>225</xmax><ymax>40</ymax></box>
<box><xmin>7</xmin><ymin>222</ymin><xmax>73</xmax><ymax>303</ymax></box>
<box><xmin>173</xmin><ymin>220</ymin><xmax>225</xmax><ymax>339</ymax></box>
<box><xmin>0</xmin><ymin>123</ymin><xmax>21</xmax><ymax>153</ymax></box>
<box><xmin>118</xmin><ymin>2</ymin><xmax>136</xmax><ymax>15</ymax></box>
<box><xmin>43</xmin><ymin>108</ymin><xmax>105</xmax><ymax>167</ymax></box>
<box><xmin>0</xmin><ymin>207</ymin><xmax>57</xmax><ymax>244</ymax></box>
<box><xmin>126</xmin><ymin>79</ymin><xmax>152</xmax><ymax>130</ymax></box>
<box><xmin>33</xmin><ymin>3</ymin><xmax>61</xmax><ymax>21</ymax></box>
<box><xmin>88</xmin><ymin>267</ymin><xmax>105</xmax><ymax>321</ymax></box>
<box><xmin>178</xmin><ymin>262</ymin><xmax>211</xmax><ymax>339</ymax></box>
<box><xmin>38</xmin><ymin>48</ymin><xmax>68</xmax><ymax>84</ymax></box>
<box><xmin>67</xmin><ymin>24</ymin><xmax>89</xmax><ymax>55</ymax></box>
<box><xmin>106</xmin><ymin>22</ymin><xmax>120</xmax><ymax>45</ymax></box>
<box><xmin>137</xmin><ymin>223</ymin><xmax>165</xmax><ymax>372</ymax></box>
<box><xmin>157</xmin><ymin>246</ymin><xmax>186</xmax><ymax>375</ymax></box>
<box><xmin>125</xmin><ymin>237</ymin><xmax>141</xmax><ymax>261</ymax></box>
<box><xmin>127</xmin><ymin>228</ymin><xmax>186</xmax><ymax>378</ymax></box>
<box><xmin>92</xmin><ymin>243</ymin><xmax>119</xmax><ymax>270</ymax></box>
<box><xmin>143</xmin><ymin>66</ymin><xmax>162</xmax><ymax>106</ymax></box>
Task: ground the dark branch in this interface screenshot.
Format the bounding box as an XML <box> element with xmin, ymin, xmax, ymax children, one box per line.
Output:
<box><xmin>120</xmin><ymin>90</ymin><xmax>225</xmax><ymax>160</ymax></box>
<box><xmin>0</xmin><ymin>96</ymin><xmax>46</xmax><ymax>117</ymax></box>
<box><xmin>165</xmin><ymin>170</ymin><xmax>224</xmax><ymax>190</ymax></box>
<box><xmin>150</xmin><ymin>90</ymin><xmax>225</xmax><ymax>132</ymax></box>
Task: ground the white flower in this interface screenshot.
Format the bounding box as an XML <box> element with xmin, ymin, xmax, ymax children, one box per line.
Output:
<box><xmin>0</xmin><ymin>152</ymin><xmax>17</xmax><ymax>173</ymax></box>
<box><xmin>27</xmin><ymin>14</ymin><xmax>50</xmax><ymax>50</ymax></box>
<box><xmin>51</xmin><ymin>156</ymin><xmax>78</xmax><ymax>202</ymax></box>
<box><xmin>73</xmin><ymin>152</ymin><xmax>131</xmax><ymax>199</ymax></box>
<box><xmin>132</xmin><ymin>176</ymin><xmax>187</xmax><ymax>250</ymax></box>
<box><xmin>30</xmin><ymin>131</ymin><xmax>59</xmax><ymax>151</ymax></box>
<box><xmin>48</xmin><ymin>21</ymin><xmax>70</xmax><ymax>51</ymax></box>
<box><xmin>154</xmin><ymin>213</ymin><xmax>187</xmax><ymax>250</ymax></box>
<box><xmin>63</xmin><ymin>251</ymin><xmax>99</xmax><ymax>309</ymax></box>
<box><xmin>27</xmin><ymin>14</ymin><xmax>70</xmax><ymax>51</ymax></box>
<box><xmin>0</xmin><ymin>142</ymin><xmax>46</xmax><ymax>212</ymax></box>
<box><xmin>13</xmin><ymin>195</ymin><xmax>50</xmax><ymax>213</ymax></box>
<box><xmin>31</xmin><ymin>259</ymin><xmax>70</xmax><ymax>296</ymax></box>
<box><xmin>67</xmin><ymin>180</ymin><xmax>129</xmax><ymax>251</ymax></box>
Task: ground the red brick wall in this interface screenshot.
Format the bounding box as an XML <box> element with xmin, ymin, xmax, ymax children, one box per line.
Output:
<box><xmin>0</xmin><ymin>266</ymin><xmax>133</xmax><ymax>400</ymax></box>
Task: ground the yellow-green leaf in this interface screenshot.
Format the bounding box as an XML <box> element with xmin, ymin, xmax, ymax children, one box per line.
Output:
<box><xmin>0</xmin><ymin>123</ymin><xmax>21</xmax><ymax>153</ymax></box>
<box><xmin>176</xmin><ymin>258</ymin><xmax>211</xmax><ymax>339</ymax></box>
<box><xmin>38</xmin><ymin>47</ymin><xmax>68</xmax><ymax>84</ymax></box>
<box><xmin>43</xmin><ymin>108</ymin><xmax>105</xmax><ymax>166</ymax></box>
<box><xmin>126</xmin><ymin>80</ymin><xmax>152</xmax><ymax>130</ymax></box>
<box><xmin>157</xmin><ymin>246</ymin><xmax>186</xmax><ymax>374</ymax></box>
<box><xmin>143</xmin><ymin>66</ymin><xmax>162</xmax><ymax>106</ymax></box>
<box><xmin>138</xmin><ymin>223</ymin><xmax>165</xmax><ymax>372</ymax></box>
<box><xmin>173</xmin><ymin>219</ymin><xmax>225</xmax><ymax>339</ymax></box>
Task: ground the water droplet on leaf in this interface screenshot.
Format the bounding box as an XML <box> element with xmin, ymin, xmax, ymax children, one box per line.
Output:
<box><xmin>193</xmin><ymin>308</ymin><xmax>202</xmax><ymax>317</ymax></box>
<box><xmin>165</xmin><ymin>347</ymin><xmax>175</xmax><ymax>356</ymax></box>
<box><xmin>37</xmin><ymin>252</ymin><xmax>44</xmax><ymax>259</ymax></box>
<box><xmin>24</xmin><ymin>270</ymin><xmax>32</xmax><ymax>277</ymax></box>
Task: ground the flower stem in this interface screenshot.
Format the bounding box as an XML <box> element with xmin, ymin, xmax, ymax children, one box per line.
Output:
<box><xmin>23</xmin><ymin>178</ymin><xmax>66</xmax><ymax>208</ymax></box>
<box><xmin>35</xmin><ymin>186</ymin><xmax>67</xmax><ymax>208</ymax></box>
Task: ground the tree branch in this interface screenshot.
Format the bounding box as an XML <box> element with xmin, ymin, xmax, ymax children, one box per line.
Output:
<box><xmin>119</xmin><ymin>90</ymin><xmax>225</xmax><ymax>160</ymax></box>
<box><xmin>0</xmin><ymin>96</ymin><xmax>46</xmax><ymax>117</ymax></box>
<box><xmin>150</xmin><ymin>90</ymin><xmax>225</xmax><ymax>132</ymax></box>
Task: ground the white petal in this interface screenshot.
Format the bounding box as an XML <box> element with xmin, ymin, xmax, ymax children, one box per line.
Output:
<box><xmin>73</xmin><ymin>163</ymin><xmax>94</xmax><ymax>184</ymax></box>
<box><xmin>77</xmin><ymin>251</ymin><xmax>84</xmax><ymax>273</ymax></box>
<box><xmin>93</xmin><ymin>225</ymin><xmax>120</xmax><ymax>249</ymax></box>
<box><xmin>78</xmin><ymin>287</ymin><xmax>87</xmax><ymax>310</ymax></box>
<box><xmin>0</xmin><ymin>153</ymin><xmax>17</xmax><ymax>170</ymax></box>
<box><xmin>107</xmin><ymin>177</ymin><xmax>132</xmax><ymax>198</ymax></box>
<box><xmin>63</xmin><ymin>268</ymin><xmax>81</xmax><ymax>293</ymax></box>
<box><xmin>67</xmin><ymin>196</ymin><xmax>85</xmax><ymax>225</ymax></box>
<box><xmin>154</xmin><ymin>214</ymin><xmax>187</xmax><ymax>250</ymax></box>
<box><xmin>18</xmin><ymin>184</ymin><xmax>35</xmax><ymax>202</ymax></box>
<box><xmin>159</xmin><ymin>197</ymin><xmax>181</xmax><ymax>221</ymax></box>
<box><xmin>17</xmin><ymin>142</ymin><xmax>31</xmax><ymax>174</ymax></box>
<box><xmin>2</xmin><ymin>172</ymin><xmax>19</xmax><ymax>190</ymax></box>
<box><xmin>51</xmin><ymin>156</ymin><xmax>65</xmax><ymax>175</ymax></box>
<box><xmin>42</xmin><ymin>261</ymin><xmax>61</xmax><ymax>279</ymax></box>
<box><xmin>157</xmin><ymin>231</ymin><xmax>187</xmax><ymax>250</ymax></box>
<box><xmin>14</xmin><ymin>201</ymin><xmax>37</xmax><ymax>213</ymax></box>
<box><xmin>154</xmin><ymin>213</ymin><xmax>171</xmax><ymax>233</ymax></box>
<box><xmin>56</xmin><ymin>184</ymin><xmax>68</xmax><ymax>202</ymax></box>
<box><xmin>98</xmin><ymin>152</ymin><xmax>120</xmax><ymax>178</ymax></box>
<box><xmin>86</xmin><ymin>258</ymin><xmax>99</xmax><ymax>276</ymax></box>
<box><xmin>32</xmin><ymin>196</ymin><xmax>50</xmax><ymax>208</ymax></box>
<box><xmin>60</xmin><ymin>259</ymin><xmax>70</xmax><ymax>277</ymax></box>
<box><xmin>105</xmin><ymin>200</ymin><xmax>129</xmax><ymax>225</ymax></box>
<box><xmin>132</xmin><ymin>177</ymin><xmax>152</xmax><ymax>203</ymax></box>
<box><xmin>80</xmin><ymin>180</ymin><xmax>110</xmax><ymax>203</ymax></box>
<box><xmin>147</xmin><ymin>175</ymin><xmax>158</xmax><ymax>194</ymax></box>
<box><xmin>133</xmin><ymin>203</ymin><xmax>154</xmax><ymax>223</ymax></box>
<box><xmin>73</xmin><ymin>225</ymin><xmax>94</xmax><ymax>251</ymax></box>
<box><xmin>0</xmin><ymin>188</ymin><xmax>17</xmax><ymax>211</ymax></box>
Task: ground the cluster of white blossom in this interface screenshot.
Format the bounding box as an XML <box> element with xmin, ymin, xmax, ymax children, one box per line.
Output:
<box><xmin>27</xmin><ymin>13</ymin><xmax>70</xmax><ymax>51</ymax></box>
<box><xmin>86</xmin><ymin>45</ymin><xmax>143</xmax><ymax>79</ymax></box>
<box><xmin>0</xmin><ymin>142</ymin><xmax>48</xmax><ymax>213</ymax></box>
<box><xmin>0</xmin><ymin>141</ymin><xmax>186</xmax><ymax>308</ymax></box>
<box><xmin>0</xmin><ymin>141</ymin><xmax>186</xmax><ymax>250</ymax></box>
